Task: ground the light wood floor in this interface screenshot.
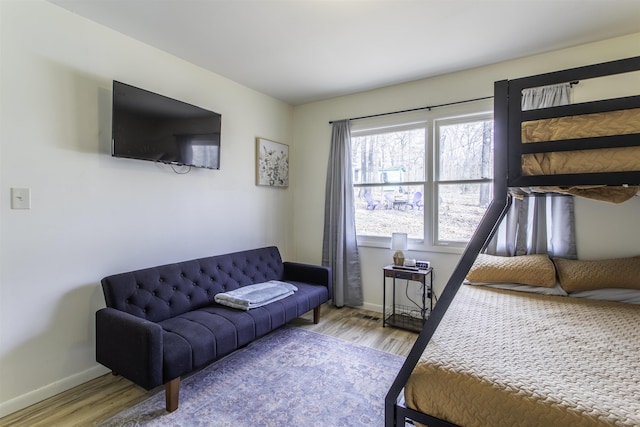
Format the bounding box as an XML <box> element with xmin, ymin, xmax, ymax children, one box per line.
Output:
<box><xmin>1</xmin><ymin>304</ymin><xmax>417</xmax><ymax>427</ymax></box>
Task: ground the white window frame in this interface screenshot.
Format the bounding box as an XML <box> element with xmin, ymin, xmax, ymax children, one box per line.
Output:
<box><xmin>351</xmin><ymin>99</ymin><xmax>493</xmax><ymax>254</ymax></box>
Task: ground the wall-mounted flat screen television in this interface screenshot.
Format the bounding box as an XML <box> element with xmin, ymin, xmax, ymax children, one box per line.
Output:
<box><xmin>112</xmin><ymin>81</ymin><xmax>221</xmax><ymax>169</ymax></box>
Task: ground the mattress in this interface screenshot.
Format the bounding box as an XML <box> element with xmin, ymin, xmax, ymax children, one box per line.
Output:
<box><xmin>404</xmin><ymin>285</ymin><xmax>640</xmax><ymax>427</ymax></box>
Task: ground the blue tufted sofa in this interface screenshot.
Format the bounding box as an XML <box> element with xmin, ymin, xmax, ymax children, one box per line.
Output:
<box><xmin>96</xmin><ymin>246</ymin><xmax>332</xmax><ymax>412</ymax></box>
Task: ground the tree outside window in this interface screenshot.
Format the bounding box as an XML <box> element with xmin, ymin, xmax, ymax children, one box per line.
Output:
<box><xmin>351</xmin><ymin>112</ymin><xmax>493</xmax><ymax>249</ymax></box>
<box><xmin>436</xmin><ymin>117</ymin><xmax>493</xmax><ymax>243</ymax></box>
<box><xmin>352</xmin><ymin>126</ymin><xmax>426</xmax><ymax>239</ymax></box>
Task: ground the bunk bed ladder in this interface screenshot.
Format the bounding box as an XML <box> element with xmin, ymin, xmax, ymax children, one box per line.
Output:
<box><xmin>384</xmin><ymin>79</ymin><xmax>511</xmax><ymax>427</ymax></box>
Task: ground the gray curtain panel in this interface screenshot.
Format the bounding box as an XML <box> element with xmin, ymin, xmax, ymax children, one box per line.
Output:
<box><xmin>521</xmin><ymin>82</ymin><xmax>571</xmax><ymax>110</ymax></box>
<box><xmin>322</xmin><ymin>120</ymin><xmax>363</xmax><ymax>307</ymax></box>
<box><xmin>486</xmin><ymin>83</ymin><xmax>577</xmax><ymax>258</ymax></box>
<box><xmin>485</xmin><ymin>194</ymin><xmax>577</xmax><ymax>258</ymax></box>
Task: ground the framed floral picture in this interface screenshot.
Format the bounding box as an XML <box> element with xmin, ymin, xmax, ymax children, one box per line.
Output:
<box><xmin>256</xmin><ymin>137</ymin><xmax>289</xmax><ymax>187</ymax></box>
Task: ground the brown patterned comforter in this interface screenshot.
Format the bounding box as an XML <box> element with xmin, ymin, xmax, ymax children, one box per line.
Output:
<box><xmin>405</xmin><ymin>285</ymin><xmax>640</xmax><ymax>427</ymax></box>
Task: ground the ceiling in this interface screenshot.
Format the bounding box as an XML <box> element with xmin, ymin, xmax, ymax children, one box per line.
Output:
<box><xmin>48</xmin><ymin>0</ymin><xmax>640</xmax><ymax>105</ymax></box>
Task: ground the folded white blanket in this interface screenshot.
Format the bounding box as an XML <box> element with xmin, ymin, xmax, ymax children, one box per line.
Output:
<box><xmin>214</xmin><ymin>280</ymin><xmax>298</xmax><ymax>310</ymax></box>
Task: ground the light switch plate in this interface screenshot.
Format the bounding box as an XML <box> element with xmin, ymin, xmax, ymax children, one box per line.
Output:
<box><xmin>11</xmin><ymin>188</ymin><xmax>31</xmax><ymax>209</ymax></box>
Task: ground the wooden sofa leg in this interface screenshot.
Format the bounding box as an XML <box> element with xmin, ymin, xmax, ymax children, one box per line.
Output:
<box><xmin>313</xmin><ymin>306</ymin><xmax>321</xmax><ymax>324</ymax></box>
<box><xmin>165</xmin><ymin>377</ymin><xmax>180</xmax><ymax>412</ymax></box>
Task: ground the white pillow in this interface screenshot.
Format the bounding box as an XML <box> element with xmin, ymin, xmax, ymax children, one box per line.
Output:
<box><xmin>464</xmin><ymin>280</ymin><xmax>568</xmax><ymax>296</ymax></box>
<box><xmin>568</xmin><ymin>288</ymin><xmax>640</xmax><ymax>305</ymax></box>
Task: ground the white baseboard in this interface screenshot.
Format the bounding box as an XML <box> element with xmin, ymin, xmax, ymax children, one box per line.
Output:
<box><xmin>0</xmin><ymin>365</ymin><xmax>110</xmax><ymax>418</ymax></box>
<box><xmin>360</xmin><ymin>302</ymin><xmax>383</xmax><ymax>313</ymax></box>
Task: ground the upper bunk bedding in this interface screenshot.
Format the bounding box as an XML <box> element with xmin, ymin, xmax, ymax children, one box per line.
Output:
<box><xmin>521</xmin><ymin>108</ymin><xmax>640</xmax><ymax>176</ymax></box>
<box><xmin>501</xmin><ymin>56</ymin><xmax>640</xmax><ymax>201</ymax></box>
<box><xmin>518</xmin><ymin>106</ymin><xmax>640</xmax><ymax>202</ymax></box>
<box><xmin>404</xmin><ymin>284</ymin><xmax>640</xmax><ymax>427</ymax></box>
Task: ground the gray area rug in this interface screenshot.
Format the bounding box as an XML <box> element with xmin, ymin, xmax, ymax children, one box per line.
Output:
<box><xmin>99</xmin><ymin>326</ymin><xmax>405</xmax><ymax>426</ymax></box>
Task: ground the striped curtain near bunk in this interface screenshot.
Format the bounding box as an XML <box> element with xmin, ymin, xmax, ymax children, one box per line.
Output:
<box><xmin>486</xmin><ymin>83</ymin><xmax>577</xmax><ymax>259</ymax></box>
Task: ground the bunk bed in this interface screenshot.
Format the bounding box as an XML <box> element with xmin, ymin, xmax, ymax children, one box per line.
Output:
<box><xmin>385</xmin><ymin>56</ymin><xmax>640</xmax><ymax>427</ymax></box>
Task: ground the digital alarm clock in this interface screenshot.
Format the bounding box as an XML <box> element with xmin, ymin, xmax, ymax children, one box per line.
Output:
<box><xmin>416</xmin><ymin>260</ymin><xmax>430</xmax><ymax>269</ymax></box>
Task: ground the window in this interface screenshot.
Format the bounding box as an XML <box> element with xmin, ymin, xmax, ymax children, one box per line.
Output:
<box><xmin>351</xmin><ymin>107</ymin><xmax>493</xmax><ymax>251</ymax></box>
<box><xmin>435</xmin><ymin>116</ymin><xmax>493</xmax><ymax>243</ymax></box>
<box><xmin>352</xmin><ymin>124</ymin><xmax>426</xmax><ymax>240</ymax></box>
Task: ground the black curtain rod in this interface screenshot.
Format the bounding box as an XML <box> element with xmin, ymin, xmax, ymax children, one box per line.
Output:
<box><xmin>328</xmin><ymin>95</ymin><xmax>493</xmax><ymax>124</ymax></box>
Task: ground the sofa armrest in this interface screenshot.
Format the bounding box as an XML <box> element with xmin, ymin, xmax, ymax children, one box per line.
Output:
<box><xmin>96</xmin><ymin>307</ymin><xmax>163</xmax><ymax>390</ymax></box>
<box><xmin>283</xmin><ymin>262</ymin><xmax>333</xmax><ymax>300</ymax></box>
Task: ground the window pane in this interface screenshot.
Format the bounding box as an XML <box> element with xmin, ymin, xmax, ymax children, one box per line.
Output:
<box><xmin>352</xmin><ymin>128</ymin><xmax>426</xmax><ymax>184</ymax></box>
<box><xmin>438</xmin><ymin>119</ymin><xmax>493</xmax><ymax>180</ymax></box>
<box><xmin>437</xmin><ymin>183</ymin><xmax>492</xmax><ymax>242</ymax></box>
<box><xmin>354</xmin><ymin>186</ymin><xmax>424</xmax><ymax>239</ymax></box>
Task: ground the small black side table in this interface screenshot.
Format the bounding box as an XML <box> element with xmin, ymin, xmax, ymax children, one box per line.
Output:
<box><xmin>382</xmin><ymin>265</ymin><xmax>433</xmax><ymax>332</ymax></box>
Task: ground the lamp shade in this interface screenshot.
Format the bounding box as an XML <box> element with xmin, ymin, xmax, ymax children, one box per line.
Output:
<box><xmin>391</xmin><ymin>232</ymin><xmax>408</xmax><ymax>251</ymax></box>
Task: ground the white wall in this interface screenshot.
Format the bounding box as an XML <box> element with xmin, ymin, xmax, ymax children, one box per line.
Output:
<box><xmin>0</xmin><ymin>0</ymin><xmax>294</xmax><ymax>416</ymax></box>
<box><xmin>292</xmin><ymin>32</ymin><xmax>640</xmax><ymax>312</ymax></box>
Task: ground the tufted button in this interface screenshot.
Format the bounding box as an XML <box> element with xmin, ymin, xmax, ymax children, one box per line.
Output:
<box><xmin>172</xmin><ymin>286</ymin><xmax>177</xmax><ymax>291</ymax></box>
<box><xmin>125</xmin><ymin>299</ymin><xmax>130</xmax><ymax>304</ymax></box>
<box><xmin>159</xmin><ymin>277</ymin><xmax>165</xmax><ymax>282</ymax></box>
<box><xmin>152</xmin><ymin>291</ymin><xmax>157</xmax><ymax>296</ymax></box>
<box><xmin>180</xmin><ymin>272</ymin><xmax>186</xmax><ymax>277</ymax></box>
<box><xmin>136</xmin><ymin>284</ymin><xmax>141</xmax><ymax>289</ymax></box>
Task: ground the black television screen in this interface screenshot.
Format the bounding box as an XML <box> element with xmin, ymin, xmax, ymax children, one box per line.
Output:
<box><xmin>112</xmin><ymin>81</ymin><xmax>221</xmax><ymax>169</ymax></box>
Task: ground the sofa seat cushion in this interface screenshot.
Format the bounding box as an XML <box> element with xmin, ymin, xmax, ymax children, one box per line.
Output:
<box><xmin>285</xmin><ymin>281</ymin><xmax>329</xmax><ymax>317</ymax></box>
<box><xmin>160</xmin><ymin>310</ymin><xmax>241</xmax><ymax>380</ymax></box>
<box><xmin>159</xmin><ymin>282</ymin><xmax>330</xmax><ymax>382</ymax></box>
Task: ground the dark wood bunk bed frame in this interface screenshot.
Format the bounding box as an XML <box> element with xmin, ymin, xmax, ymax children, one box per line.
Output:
<box><xmin>385</xmin><ymin>55</ymin><xmax>640</xmax><ymax>427</ymax></box>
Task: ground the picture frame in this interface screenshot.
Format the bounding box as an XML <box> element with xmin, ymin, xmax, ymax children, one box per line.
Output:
<box><xmin>256</xmin><ymin>137</ymin><xmax>289</xmax><ymax>187</ymax></box>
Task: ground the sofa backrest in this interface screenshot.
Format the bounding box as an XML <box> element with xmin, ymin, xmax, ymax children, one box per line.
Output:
<box><xmin>101</xmin><ymin>246</ymin><xmax>284</xmax><ymax>322</ymax></box>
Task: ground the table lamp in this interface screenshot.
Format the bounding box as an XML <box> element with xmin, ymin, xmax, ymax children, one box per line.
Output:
<box><xmin>391</xmin><ymin>232</ymin><xmax>408</xmax><ymax>266</ymax></box>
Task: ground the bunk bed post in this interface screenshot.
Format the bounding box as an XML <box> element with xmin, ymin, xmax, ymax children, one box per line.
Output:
<box><xmin>384</xmin><ymin>79</ymin><xmax>511</xmax><ymax>427</ymax></box>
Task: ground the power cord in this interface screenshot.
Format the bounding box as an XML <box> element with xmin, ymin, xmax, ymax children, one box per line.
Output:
<box><xmin>404</xmin><ymin>280</ymin><xmax>429</xmax><ymax>319</ymax></box>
